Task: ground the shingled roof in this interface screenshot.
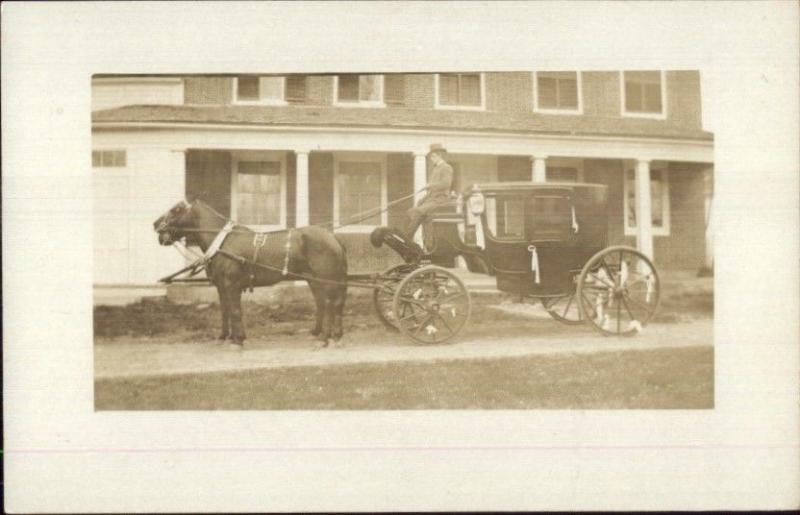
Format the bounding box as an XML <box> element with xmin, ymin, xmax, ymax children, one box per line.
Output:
<box><xmin>92</xmin><ymin>104</ymin><xmax>714</xmax><ymax>141</ymax></box>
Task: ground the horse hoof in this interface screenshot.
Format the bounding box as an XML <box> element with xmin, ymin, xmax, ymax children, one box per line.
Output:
<box><xmin>328</xmin><ymin>338</ymin><xmax>341</xmax><ymax>348</ymax></box>
<box><xmin>228</xmin><ymin>342</ymin><xmax>244</xmax><ymax>351</ymax></box>
<box><xmin>314</xmin><ymin>341</ymin><xmax>328</xmax><ymax>351</ymax></box>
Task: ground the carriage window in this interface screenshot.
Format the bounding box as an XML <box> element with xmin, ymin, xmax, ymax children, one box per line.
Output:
<box><xmin>436</xmin><ymin>73</ymin><xmax>484</xmax><ymax>109</ymax></box>
<box><xmin>92</xmin><ymin>150</ymin><xmax>126</xmax><ymax>167</ymax></box>
<box><xmin>335</xmin><ymin>75</ymin><xmax>384</xmax><ymax>105</ymax></box>
<box><xmin>235</xmin><ymin>161</ymin><xmax>282</xmax><ymax>226</ymax></box>
<box><xmin>337</xmin><ymin>161</ymin><xmax>384</xmax><ymax>227</ymax></box>
<box><xmin>484</xmin><ymin>196</ymin><xmax>525</xmax><ymax>240</ymax></box>
<box><xmin>624</xmin><ymin>168</ymin><xmax>670</xmax><ymax>236</ymax></box>
<box><xmin>234</xmin><ymin>76</ymin><xmax>286</xmax><ymax>104</ymax></box>
<box><xmin>526</xmin><ymin>195</ymin><xmax>572</xmax><ymax>240</ymax></box>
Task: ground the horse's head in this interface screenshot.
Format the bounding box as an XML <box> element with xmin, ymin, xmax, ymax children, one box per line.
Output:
<box><xmin>153</xmin><ymin>199</ymin><xmax>196</xmax><ymax>246</ymax></box>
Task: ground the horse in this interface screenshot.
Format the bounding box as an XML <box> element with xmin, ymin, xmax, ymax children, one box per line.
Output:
<box><xmin>153</xmin><ymin>198</ymin><xmax>348</xmax><ymax>348</ymax></box>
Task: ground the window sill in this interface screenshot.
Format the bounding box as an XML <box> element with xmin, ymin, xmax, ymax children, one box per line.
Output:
<box><xmin>333</xmin><ymin>101</ymin><xmax>387</xmax><ymax>108</ymax></box>
<box><xmin>233</xmin><ymin>99</ymin><xmax>289</xmax><ymax>106</ymax></box>
<box><xmin>434</xmin><ymin>104</ymin><xmax>486</xmax><ymax>111</ymax></box>
<box><xmin>534</xmin><ymin>107</ymin><xmax>583</xmax><ymax>116</ymax></box>
<box><xmin>621</xmin><ymin>110</ymin><xmax>667</xmax><ymax>120</ymax></box>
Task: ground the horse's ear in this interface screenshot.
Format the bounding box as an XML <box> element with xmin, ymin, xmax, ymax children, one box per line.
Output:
<box><xmin>186</xmin><ymin>192</ymin><xmax>199</xmax><ymax>203</ymax></box>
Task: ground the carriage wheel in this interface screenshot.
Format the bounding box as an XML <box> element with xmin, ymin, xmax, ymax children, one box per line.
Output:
<box><xmin>541</xmin><ymin>289</ymin><xmax>583</xmax><ymax>325</ymax></box>
<box><xmin>372</xmin><ymin>263</ymin><xmax>416</xmax><ymax>332</ymax></box>
<box><xmin>392</xmin><ymin>265</ymin><xmax>471</xmax><ymax>344</ymax></box>
<box><xmin>576</xmin><ymin>246</ymin><xmax>660</xmax><ymax>337</ymax></box>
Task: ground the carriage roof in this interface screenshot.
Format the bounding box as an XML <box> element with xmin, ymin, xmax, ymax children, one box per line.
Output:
<box><xmin>466</xmin><ymin>181</ymin><xmax>608</xmax><ymax>195</ymax></box>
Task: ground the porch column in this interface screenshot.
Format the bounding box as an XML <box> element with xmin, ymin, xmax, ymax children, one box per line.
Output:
<box><xmin>295</xmin><ymin>150</ymin><xmax>310</xmax><ymax>228</ymax></box>
<box><xmin>634</xmin><ymin>158</ymin><xmax>654</xmax><ymax>259</ymax></box>
<box><xmin>531</xmin><ymin>155</ymin><xmax>547</xmax><ymax>182</ymax></box>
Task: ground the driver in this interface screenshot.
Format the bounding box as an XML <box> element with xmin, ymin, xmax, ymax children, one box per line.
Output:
<box><xmin>404</xmin><ymin>143</ymin><xmax>454</xmax><ymax>243</ymax></box>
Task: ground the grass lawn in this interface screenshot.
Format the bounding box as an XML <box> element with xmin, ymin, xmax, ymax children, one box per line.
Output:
<box><xmin>95</xmin><ymin>345</ymin><xmax>713</xmax><ymax>410</ymax></box>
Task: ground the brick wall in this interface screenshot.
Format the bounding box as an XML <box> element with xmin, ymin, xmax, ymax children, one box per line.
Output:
<box><xmin>177</xmin><ymin>72</ymin><xmax>705</xmax><ymax>133</ymax></box>
<box><xmin>184</xmin><ymin>77</ymin><xmax>232</xmax><ymax>104</ymax></box>
<box><xmin>584</xmin><ymin>158</ymin><xmax>706</xmax><ymax>270</ymax></box>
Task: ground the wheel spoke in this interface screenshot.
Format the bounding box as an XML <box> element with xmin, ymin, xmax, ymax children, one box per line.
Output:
<box><xmin>435</xmin><ymin>313</ymin><xmax>454</xmax><ymax>336</ymax></box>
<box><xmin>625</xmin><ymin>295</ymin><xmax>655</xmax><ymax>313</ymax></box>
<box><xmin>620</xmin><ymin>295</ymin><xmax>637</xmax><ymax>321</ymax></box>
<box><xmin>562</xmin><ymin>293</ymin><xmax>574</xmax><ymax>318</ymax></box>
<box><xmin>413</xmin><ymin>314</ymin><xmax>434</xmax><ymax>337</ymax></box>
<box><xmin>616</xmin><ymin>296</ymin><xmax>621</xmax><ymax>332</ymax></box>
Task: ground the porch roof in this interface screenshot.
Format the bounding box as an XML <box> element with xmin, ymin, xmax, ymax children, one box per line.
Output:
<box><xmin>92</xmin><ymin>105</ymin><xmax>714</xmax><ymax>142</ymax></box>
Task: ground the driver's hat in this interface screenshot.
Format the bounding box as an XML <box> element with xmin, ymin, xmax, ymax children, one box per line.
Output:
<box><xmin>428</xmin><ymin>143</ymin><xmax>447</xmax><ymax>155</ymax></box>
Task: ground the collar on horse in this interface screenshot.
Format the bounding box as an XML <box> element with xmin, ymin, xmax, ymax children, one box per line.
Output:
<box><xmin>158</xmin><ymin>220</ymin><xmax>235</xmax><ymax>284</ymax></box>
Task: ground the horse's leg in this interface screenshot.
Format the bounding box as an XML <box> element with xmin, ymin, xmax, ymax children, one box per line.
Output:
<box><xmin>307</xmin><ymin>280</ymin><xmax>325</xmax><ymax>338</ymax></box>
<box><xmin>215</xmin><ymin>281</ymin><xmax>231</xmax><ymax>341</ymax></box>
<box><xmin>228</xmin><ymin>282</ymin><xmax>247</xmax><ymax>346</ymax></box>
<box><xmin>329</xmin><ymin>285</ymin><xmax>347</xmax><ymax>344</ymax></box>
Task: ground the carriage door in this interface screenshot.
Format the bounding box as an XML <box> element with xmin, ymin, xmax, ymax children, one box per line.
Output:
<box><xmin>525</xmin><ymin>190</ymin><xmax>578</xmax><ymax>294</ymax></box>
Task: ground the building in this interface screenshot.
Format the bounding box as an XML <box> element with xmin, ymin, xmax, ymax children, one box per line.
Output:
<box><xmin>91</xmin><ymin>71</ymin><xmax>714</xmax><ymax>286</ymax></box>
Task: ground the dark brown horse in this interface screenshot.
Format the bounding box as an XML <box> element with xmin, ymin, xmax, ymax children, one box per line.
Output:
<box><xmin>154</xmin><ymin>199</ymin><xmax>348</xmax><ymax>348</ymax></box>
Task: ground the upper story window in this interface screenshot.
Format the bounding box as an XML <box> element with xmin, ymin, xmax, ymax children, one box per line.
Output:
<box><xmin>334</xmin><ymin>75</ymin><xmax>385</xmax><ymax>107</ymax></box>
<box><xmin>435</xmin><ymin>73</ymin><xmax>485</xmax><ymax>110</ymax></box>
<box><xmin>92</xmin><ymin>150</ymin><xmax>126</xmax><ymax>168</ymax></box>
<box><xmin>621</xmin><ymin>71</ymin><xmax>666</xmax><ymax>119</ymax></box>
<box><xmin>234</xmin><ymin>76</ymin><xmax>287</xmax><ymax>105</ymax></box>
<box><xmin>533</xmin><ymin>72</ymin><xmax>582</xmax><ymax>114</ymax></box>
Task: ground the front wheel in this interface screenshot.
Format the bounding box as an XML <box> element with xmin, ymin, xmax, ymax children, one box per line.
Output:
<box><xmin>576</xmin><ymin>246</ymin><xmax>660</xmax><ymax>336</ymax></box>
<box><xmin>392</xmin><ymin>265</ymin><xmax>471</xmax><ymax>344</ymax></box>
<box><xmin>372</xmin><ymin>263</ymin><xmax>416</xmax><ymax>332</ymax></box>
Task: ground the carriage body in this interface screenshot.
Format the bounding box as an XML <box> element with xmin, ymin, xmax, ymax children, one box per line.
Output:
<box><xmin>462</xmin><ymin>181</ymin><xmax>609</xmax><ymax>298</ymax></box>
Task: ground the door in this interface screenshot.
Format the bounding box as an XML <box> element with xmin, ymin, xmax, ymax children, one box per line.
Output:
<box><xmin>93</xmin><ymin>170</ymin><xmax>131</xmax><ymax>284</ymax></box>
<box><xmin>524</xmin><ymin>191</ymin><xmax>580</xmax><ymax>295</ymax></box>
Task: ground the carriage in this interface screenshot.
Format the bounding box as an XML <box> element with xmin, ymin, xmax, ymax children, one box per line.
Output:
<box><xmin>365</xmin><ymin>181</ymin><xmax>660</xmax><ymax>344</ymax></box>
<box><xmin>157</xmin><ymin>180</ymin><xmax>660</xmax><ymax>347</ymax></box>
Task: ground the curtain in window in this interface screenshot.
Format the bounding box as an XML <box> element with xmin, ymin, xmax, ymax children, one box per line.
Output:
<box><xmin>338</xmin><ymin>162</ymin><xmax>381</xmax><ymax>225</ymax></box>
<box><xmin>236</xmin><ymin>161</ymin><xmax>281</xmax><ymax>225</ymax></box>
<box><xmin>537</xmin><ymin>72</ymin><xmax>578</xmax><ymax>109</ymax></box>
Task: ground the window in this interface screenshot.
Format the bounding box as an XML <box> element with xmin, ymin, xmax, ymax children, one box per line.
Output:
<box><xmin>334</xmin><ymin>75</ymin><xmax>384</xmax><ymax>106</ymax></box>
<box><xmin>233</xmin><ymin>159</ymin><xmax>285</xmax><ymax>230</ymax></box>
<box><xmin>92</xmin><ymin>150</ymin><xmax>126</xmax><ymax>167</ymax></box>
<box><xmin>334</xmin><ymin>158</ymin><xmax>387</xmax><ymax>231</ymax></box>
<box><xmin>234</xmin><ymin>76</ymin><xmax>286</xmax><ymax>104</ymax></box>
<box><xmin>624</xmin><ymin>167</ymin><xmax>670</xmax><ymax>236</ymax></box>
<box><xmin>484</xmin><ymin>196</ymin><xmax>525</xmax><ymax>240</ymax></box>
<box><xmin>436</xmin><ymin>73</ymin><xmax>484</xmax><ymax>109</ymax></box>
<box><xmin>534</xmin><ymin>72</ymin><xmax>581</xmax><ymax>113</ymax></box>
<box><xmin>622</xmin><ymin>71</ymin><xmax>666</xmax><ymax>118</ymax></box>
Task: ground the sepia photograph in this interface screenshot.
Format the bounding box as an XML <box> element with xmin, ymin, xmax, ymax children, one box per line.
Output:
<box><xmin>4</xmin><ymin>2</ymin><xmax>798</xmax><ymax>512</ymax></box>
<box><xmin>92</xmin><ymin>70</ymin><xmax>714</xmax><ymax>410</ymax></box>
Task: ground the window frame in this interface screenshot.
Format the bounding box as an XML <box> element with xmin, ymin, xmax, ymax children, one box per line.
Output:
<box><xmin>623</xmin><ymin>165</ymin><xmax>671</xmax><ymax>236</ymax></box>
<box><xmin>230</xmin><ymin>151</ymin><xmax>288</xmax><ymax>232</ymax></box>
<box><xmin>332</xmin><ymin>153</ymin><xmax>388</xmax><ymax>233</ymax></box>
<box><xmin>434</xmin><ymin>73</ymin><xmax>486</xmax><ymax>111</ymax></box>
<box><xmin>232</xmin><ymin>76</ymin><xmax>288</xmax><ymax>106</ymax></box>
<box><xmin>532</xmin><ymin>71</ymin><xmax>583</xmax><ymax>115</ymax></box>
<box><xmin>332</xmin><ymin>75</ymin><xmax>386</xmax><ymax>108</ymax></box>
<box><xmin>92</xmin><ymin>149</ymin><xmax>127</xmax><ymax>168</ymax></box>
<box><xmin>620</xmin><ymin>70</ymin><xmax>667</xmax><ymax>120</ymax></box>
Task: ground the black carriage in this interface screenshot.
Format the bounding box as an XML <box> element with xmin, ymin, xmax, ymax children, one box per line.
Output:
<box><xmin>370</xmin><ymin>181</ymin><xmax>660</xmax><ymax>344</ymax></box>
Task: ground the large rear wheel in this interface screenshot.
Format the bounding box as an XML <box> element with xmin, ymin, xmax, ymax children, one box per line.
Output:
<box><xmin>392</xmin><ymin>265</ymin><xmax>471</xmax><ymax>344</ymax></box>
<box><xmin>576</xmin><ymin>246</ymin><xmax>660</xmax><ymax>336</ymax></box>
